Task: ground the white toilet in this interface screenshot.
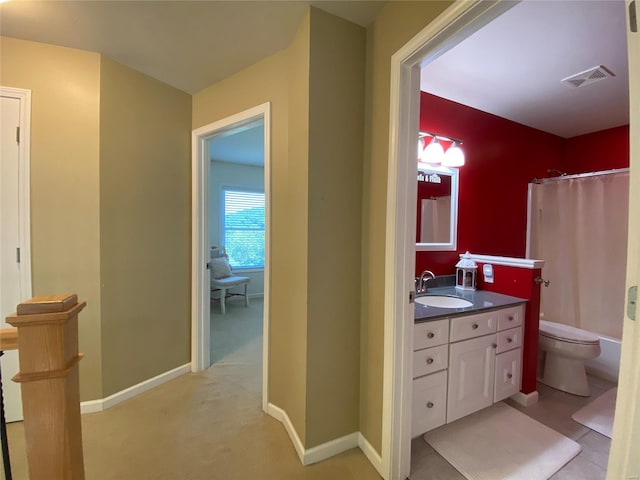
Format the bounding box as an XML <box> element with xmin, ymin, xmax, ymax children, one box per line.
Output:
<box><xmin>538</xmin><ymin>319</ymin><xmax>601</xmax><ymax>396</ymax></box>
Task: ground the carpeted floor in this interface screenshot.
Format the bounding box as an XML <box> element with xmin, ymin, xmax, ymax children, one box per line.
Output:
<box><xmin>2</xmin><ymin>298</ymin><xmax>380</xmax><ymax>480</ymax></box>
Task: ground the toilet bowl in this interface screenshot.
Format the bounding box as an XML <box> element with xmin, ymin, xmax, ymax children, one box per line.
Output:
<box><xmin>538</xmin><ymin>319</ymin><xmax>601</xmax><ymax>396</ymax></box>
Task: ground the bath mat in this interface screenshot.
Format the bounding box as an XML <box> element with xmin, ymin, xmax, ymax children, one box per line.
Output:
<box><xmin>571</xmin><ymin>387</ymin><xmax>617</xmax><ymax>438</ymax></box>
<box><xmin>424</xmin><ymin>402</ymin><xmax>581</xmax><ymax>480</ymax></box>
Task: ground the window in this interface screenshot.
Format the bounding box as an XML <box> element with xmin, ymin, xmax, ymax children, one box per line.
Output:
<box><xmin>222</xmin><ymin>189</ymin><xmax>265</xmax><ymax>269</ymax></box>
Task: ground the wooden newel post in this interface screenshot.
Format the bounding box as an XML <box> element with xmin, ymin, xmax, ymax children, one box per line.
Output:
<box><xmin>6</xmin><ymin>294</ymin><xmax>86</xmax><ymax>480</ymax></box>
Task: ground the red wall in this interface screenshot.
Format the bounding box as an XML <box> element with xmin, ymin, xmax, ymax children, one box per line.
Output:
<box><xmin>564</xmin><ymin>125</ymin><xmax>629</xmax><ymax>174</ymax></box>
<box><xmin>416</xmin><ymin>92</ymin><xmax>630</xmax><ymax>276</ymax></box>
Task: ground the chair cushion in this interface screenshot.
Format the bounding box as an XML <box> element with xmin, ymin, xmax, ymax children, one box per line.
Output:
<box><xmin>211</xmin><ymin>275</ymin><xmax>250</xmax><ymax>287</ymax></box>
<box><xmin>211</xmin><ymin>256</ymin><xmax>232</xmax><ymax>279</ymax></box>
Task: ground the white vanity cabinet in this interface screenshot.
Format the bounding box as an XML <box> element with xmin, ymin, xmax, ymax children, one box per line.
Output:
<box><xmin>412</xmin><ymin>304</ymin><xmax>524</xmax><ymax>436</ymax></box>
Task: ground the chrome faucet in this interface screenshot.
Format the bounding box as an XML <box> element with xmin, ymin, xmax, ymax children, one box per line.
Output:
<box><xmin>416</xmin><ymin>270</ymin><xmax>436</xmax><ymax>294</ymax></box>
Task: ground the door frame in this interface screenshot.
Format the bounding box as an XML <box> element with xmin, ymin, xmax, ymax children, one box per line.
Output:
<box><xmin>1</xmin><ymin>86</ymin><xmax>32</xmax><ymax>302</ymax></box>
<box><xmin>191</xmin><ymin>102</ymin><xmax>271</xmax><ymax>412</ymax></box>
<box><xmin>607</xmin><ymin>1</ymin><xmax>640</xmax><ymax>478</ymax></box>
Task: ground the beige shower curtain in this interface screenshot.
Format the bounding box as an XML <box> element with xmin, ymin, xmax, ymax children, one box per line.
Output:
<box><xmin>529</xmin><ymin>171</ymin><xmax>629</xmax><ymax>339</ymax></box>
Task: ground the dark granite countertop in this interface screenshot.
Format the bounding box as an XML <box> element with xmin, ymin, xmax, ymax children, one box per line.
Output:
<box><xmin>414</xmin><ymin>286</ymin><xmax>526</xmax><ymax>323</ymax></box>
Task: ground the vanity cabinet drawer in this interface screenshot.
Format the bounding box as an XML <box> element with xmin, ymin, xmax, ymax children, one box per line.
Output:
<box><xmin>412</xmin><ymin>370</ymin><xmax>447</xmax><ymax>437</ymax></box>
<box><xmin>413</xmin><ymin>344</ymin><xmax>448</xmax><ymax>378</ymax></box>
<box><xmin>497</xmin><ymin>305</ymin><xmax>524</xmax><ymax>331</ymax></box>
<box><xmin>496</xmin><ymin>326</ymin><xmax>522</xmax><ymax>353</ymax></box>
<box><xmin>414</xmin><ymin>319</ymin><xmax>449</xmax><ymax>350</ymax></box>
<box><xmin>450</xmin><ymin>311</ymin><xmax>496</xmax><ymax>343</ymax></box>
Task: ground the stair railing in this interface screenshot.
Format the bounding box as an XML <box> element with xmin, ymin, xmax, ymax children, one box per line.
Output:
<box><xmin>5</xmin><ymin>294</ymin><xmax>86</xmax><ymax>480</ymax></box>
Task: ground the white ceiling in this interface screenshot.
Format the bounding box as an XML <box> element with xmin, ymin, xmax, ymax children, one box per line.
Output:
<box><xmin>420</xmin><ymin>0</ymin><xmax>629</xmax><ymax>138</ymax></box>
<box><xmin>0</xmin><ymin>0</ymin><xmax>385</xmax><ymax>95</ymax></box>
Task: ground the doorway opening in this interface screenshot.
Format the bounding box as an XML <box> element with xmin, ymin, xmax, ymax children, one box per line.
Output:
<box><xmin>191</xmin><ymin>103</ymin><xmax>271</xmax><ymax>412</ymax></box>
<box><xmin>383</xmin><ymin>1</ymin><xmax>635</xmax><ymax>478</ymax></box>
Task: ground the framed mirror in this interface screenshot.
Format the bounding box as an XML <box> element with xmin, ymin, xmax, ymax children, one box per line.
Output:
<box><xmin>416</xmin><ymin>165</ymin><xmax>459</xmax><ymax>251</ymax></box>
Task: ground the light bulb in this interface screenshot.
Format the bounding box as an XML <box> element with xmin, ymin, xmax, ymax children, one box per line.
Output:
<box><xmin>422</xmin><ymin>137</ymin><xmax>444</xmax><ymax>164</ymax></box>
<box><xmin>442</xmin><ymin>142</ymin><xmax>465</xmax><ymax>167</ymax></box>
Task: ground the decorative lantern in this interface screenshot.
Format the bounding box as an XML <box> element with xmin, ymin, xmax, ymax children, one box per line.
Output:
<box><xmin>456</xmin><ymin>251</ymin><xmax>477</xmax><ymax>291</ymax></box>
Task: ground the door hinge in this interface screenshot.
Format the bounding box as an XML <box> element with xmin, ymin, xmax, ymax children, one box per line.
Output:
<box><xmin>631</xmin><ymin>0</ymin><xmax>638</xmax><ymax>32</ymax></box>
<box><xmin>628</xmin><ymin>286</ymin><xmax>637</xmax><ymax>321</ymax></box>
<box><xmin>409</xmin><ymin>290</ymin><xmax>415</xmax><ymax>304</ymax></box>
<box><xmin>16</xmin><ymin>126</ymin><xmax>20</xmax><ymax>144</ymax></box>
<box><xmin>16</xmin><ymin>248</ymin><xmax>21</xmax><ymax>263</ymax></box>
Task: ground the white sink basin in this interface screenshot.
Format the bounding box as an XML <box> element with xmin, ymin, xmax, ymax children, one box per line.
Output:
<box><xmin>415</xmin><ymin>295</ymin><xmax>473</xmax><ymax>308</ymax></box>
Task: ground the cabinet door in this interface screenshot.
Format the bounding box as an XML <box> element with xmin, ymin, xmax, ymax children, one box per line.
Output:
<box><xmin>447</xmin><ymin>334</ymin><xmax>496</xmax><ymax>423</ymax></box>
<box><xmin>412</xmin><ymin>370</ymin><xmax>447</xmax><ymax>437</ymax></box>
<box><xmin>494</xmin><ymin>348</ymin><xmax>522</xmax><ymax>402</ymax></box>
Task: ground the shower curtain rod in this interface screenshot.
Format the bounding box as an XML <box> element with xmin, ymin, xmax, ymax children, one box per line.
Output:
<box><xmin>531</xmin><ymin>167</ymin><xmax>629</xmax><ymax>184</ymax></box>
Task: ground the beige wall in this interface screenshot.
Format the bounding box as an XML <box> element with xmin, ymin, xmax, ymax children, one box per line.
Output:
<box><xmin>99</xmin><ymin>57</ymin><xmax>192</xmax><ymax>396</ymax></box>
<box><xmin>359</xmin><ymin>1</ymin><xmax>453</xmax><ymax>452</ymax></box>
<box><xmin>194</xmin><ymin>7</ymin><xmax>366</xmax><ymax>448</ymax></box>
<box><xmin>0</xmin><ymin>36</ymin><xmax>191</xmax><ymax>401</ymax></box>
<box><xmin>305</xmin><ymin>8</ymin><xmax>365</xmax><ymax>447</ymax></box>
<box><xmin>0</xmin><ymin>36</ymin><xmax>104</xmax><ymax>400</ymax></box>
<box><xmin>192</xmin><ymin>23</ymin><xmax>310</xmax><ymax>439</ymax></box>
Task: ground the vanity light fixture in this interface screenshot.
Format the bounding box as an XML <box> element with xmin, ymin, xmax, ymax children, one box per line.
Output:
<box><xmin>419</xmin><ymin>132</ymin><xmax>465</xmax><ymax>168</ymax></box>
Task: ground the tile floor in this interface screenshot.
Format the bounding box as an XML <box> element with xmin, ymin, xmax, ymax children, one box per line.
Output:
<box><xmin>409</xmin><ymin>375</ymin><xmax>615</xmax><ymax>479</ymax></box>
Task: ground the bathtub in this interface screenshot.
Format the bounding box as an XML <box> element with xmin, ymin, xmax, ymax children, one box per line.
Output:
<box><xmin>584</xmin><ymin>334</ymin><xmax>621</xmax><ymax>383</ymax></box>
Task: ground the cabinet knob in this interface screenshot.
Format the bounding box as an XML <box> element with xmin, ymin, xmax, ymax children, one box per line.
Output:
<box><xmin>507</xmin><ymin>337</ymin><xmax>513</xmax><ymax>343</ymax></box>
<box><xmin>508</xmin><ymin>316</ymin><xmax>514</xmax><ymax>321</ymax></box>
<box><xmin>472</xmin><ymin>323</ymin><xmax>478</xmax><ymax>330</ymax></box>
<box><xmin>427</xmin><ymin>402</ymin><xmax>434</xmax><ymax>408</ymax></box>
<box><xmin>426</xmin><ymin>357</ymin><xmax>434</xmax><ymax>364</ymax></box>
<box><xmin>492</xmin><ymin>343</ymin><xmax>497</xmax><ymax>349</ymax></box>
<box><xmin>507</xmin><ymin>373</ymin><xmax>513</xmax><ymax>379</ymax></box>
<box><xmin>427</xmin><ymin>332</ymin><xmax>435</xmax><ymax>339</ymax></box>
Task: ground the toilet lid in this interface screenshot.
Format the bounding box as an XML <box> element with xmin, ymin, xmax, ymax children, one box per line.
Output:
<box><xmin>539</xmin><ymin>319</ymin><xmax>600</xmax><ymax>344</ymax></box>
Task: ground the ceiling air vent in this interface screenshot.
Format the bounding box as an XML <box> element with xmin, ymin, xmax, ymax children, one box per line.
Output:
<box><xmin>561</xmin><ymin>65</ymin><xmax>615</xmax><ymax>88</ymax></box>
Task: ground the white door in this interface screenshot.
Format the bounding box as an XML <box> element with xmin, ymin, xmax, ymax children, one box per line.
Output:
<box><xmin>447</xmin><ymin>334</ymin><xmax>496</xmax><ymax>423</ymax></box>
<box><xmin>1</xmin><ymin>88</ymin><xmax>32</xmax><ymax>422</ymax></box>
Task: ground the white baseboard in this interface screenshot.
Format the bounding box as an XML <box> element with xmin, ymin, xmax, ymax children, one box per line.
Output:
<box><xmin>511</xmin><ymin>390</ymin><xmax>539</xmax><ymax>407</ymax></box>
<box><xmin>80</xmin><ymin>363</ymin><xmax>191</xmax><ymax>414</ymax></box>
<box><xmin>267</xmin><ymin>402</ymin><xmax>371</xmax><ymax>467</ymax></box>
<box><xmin>358</xmin><ymin>433</ymin><xmax>384</xmax><ymax>478</ymax></box>
<box><xmin>305</xmin><ymin>432</ymin><xmax>359</xmax><ymax>466</ymax></box>
<box><xmin>266</xmin><ymin>403</ymin><xmax>305</xmax><ymax>463</ymax></box>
